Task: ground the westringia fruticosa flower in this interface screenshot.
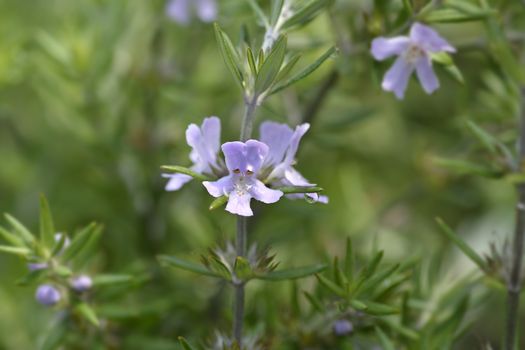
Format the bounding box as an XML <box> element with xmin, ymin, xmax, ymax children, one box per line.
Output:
<box><xmin>35</xmin><ymin>284</ymin><xmax>61</xmax><ymax>306</ymax></box>
<box><xmin>165</xmin><ymin>0</ymin><xmax>217</xmax><ymax>25</ymax></box>
<box><xmin>371</xmin><ymin>22</ymin><xmax>456</xmax><ymax>99</ymax></box>
<box><xmin>203</xmin><ymin>141</ymin><xmax>283</xmax><ymax>216</ymax></box>
<box><xmin>164</xmin><ymin>117</ymin><xmax>327</xmax><ymax>216</ymax></box>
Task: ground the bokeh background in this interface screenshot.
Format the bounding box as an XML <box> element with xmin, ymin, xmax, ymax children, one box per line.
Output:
<box><xmin>0</xmin><ymin>0</ymin><xmax>523</xmax><ymax>348</ymax></box>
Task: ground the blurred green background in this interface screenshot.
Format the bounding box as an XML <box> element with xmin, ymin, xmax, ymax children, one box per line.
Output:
<box><xmin>0</xmin><ymin>0</ymin><xmax>523</xmax><ymax>348</ymax></box>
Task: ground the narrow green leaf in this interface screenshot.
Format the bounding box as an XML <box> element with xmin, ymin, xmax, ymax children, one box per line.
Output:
<box><xmin>161</xmin><ymin>165</ymin><xmax>213</xmax><ymax>181</ymax></box>
<box><xmin>0</xmin><ymin>226</ymin><xmax>24</xmax><ymax>247</ymax></box>
<box><xmin>246</xmin><ymin>0</ymin><xmax>270</xmax><ymax>28</ymax></box>
<box><xmin>433</xmin><ymin>157</ymin><xmax>504</xmax><ymax>178</ymax></box>
<box><xmin>75</xmin><ymin>303</ymin><xmax>100</xmax><ymax>327</ymax></box>
<box><xmin>257</xmin><ymin>264</ymin><xmax>327</xmax><ymax>281</ymax></box>
<box><xmin>270</xmin><ymin>46</ymin><xmax>336</xmax><ymax>95</ymax></box>
<box><xmin>359</xmin><ymin>264</ymin><xmax>400</xmax><ymax>296</ymax></box>
<box><xmin>61</xmin><ymin>223</ymin><xmax>102</xmax><ymax>263</ymax></box>
<box><xmin>281</xmin><ymin>0</ymin><xmax>329</xmax><ymax>29</ymax></box>
<box><xmin>278</xmin><ymin>186</ymin><xmax>323</xmax><ymax>194</ymax></box>
<box><xmin>436</xmin><ymin>218</ymin><xmax>486</xmax><ymax>271</ymax></box>
<box><xmin>350</xmin><ymin>299</ymin><xmax>368</xmax><ymax>311</ymax></box>
<box><xmin>361</xmin><ymin>301</ymin><xmax>399</xmax><ymax>315</ymax></box>
<box><xmin>274</xmin><ymin>54</ymin><xmax>301</xmax><ymax>84</ymax></box>
<box><xmin>158</xmin><ymin>255</ymin><xmax>221</xmax><ymax>278</ymax></box>
<box><xmin>270</xmin><ymin>0</ymin><xmax>284</xmax><ymax>25</ymax></box>
<box><xmin>304</xmin><ymin>291</ymin><xmax>323</xmax><ymax>312</ymax></box>
<box><xmin>178</xmin><ymin>337</ymin><xmax>196</xmax><ymax>350</ymax></box>
<box><xmin>315</xmin><ymin>273</ymin><xmax>345</xmax><ymax>297</ymax></box>
<box><xmin>4</xmin><ymin>213</ymin><xmax>34</xmax><ymax>245</ymax></box>
<box><xmin>92</xmin><ymin>274</ymin><xmax>134</xmax><ymax>286</ymax></box>
<box><xmin>465</xmin><ymin>120</ymin><xmax>498</xmax><ymax>154</ymax></box>
<box><xmin>247</xmin><ymin>47</ymin><xmax>258</xmax><ymax>76</ymax></box>
<box><xmin>0</xmin><ymin>245</ymin><xmax>31</xmax><ymax>256</ymax></box>
<box><xmin>39</xmin><ymin>194</ymin><xmax>55</xmax><ymax>249</ymax></box>
<box><xmin>209</xmin><ymin>196</ymin><xmax>228</xmax><ymax>210</ymax></box>
<box><xmin>214</xmin><ymin>23</ymin><xmax>244</xmax><ymax>88</ymax></box>
<box><xmin>51</xmin><ymin>232</ymin><xmax>67</xmax><ymax>257</ymax></box>
<box><xmin>375</xmin><ymin>326</ymin><xmax>396</xmax><ymax>350</ymax></box>
<box><xmin>255</xmin><ymin>35</ymin><xmax>287</xmax><ymax>94</ymax></box>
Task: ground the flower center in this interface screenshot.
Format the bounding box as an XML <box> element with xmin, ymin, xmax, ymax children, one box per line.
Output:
<box><xmin>233</xmin><ymin>175</ymin><xmax>253</xmax><ymax>196</ymax></box>
<box><xmin>404</xmin><ymin>44</ymin><xmax>425</xmax><ymax>64</ymax></box>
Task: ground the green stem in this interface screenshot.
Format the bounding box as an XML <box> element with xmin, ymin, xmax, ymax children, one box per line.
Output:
<box><xmin>233</xmin><ymin>95</ymin><xmax>258</xmax><ymax>347</ymax></box>
<box><xmin>505</xmin><ymin>87</ymin><xmax>525</xmax><ymax>350</ymax></box>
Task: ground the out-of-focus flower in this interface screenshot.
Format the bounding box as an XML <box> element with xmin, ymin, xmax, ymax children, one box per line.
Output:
<box><xmin>163</xmin><ymin>116</ymin><xmax>225</xmax><ymax>191</ymax></box>
<box><xmin>203</xmin><ymin>140</ymin><xmax>283</xmax><ymax>216</ymax></box>
<box><xmin>333</xmin><ymin>319</ymin><xmax>353</xmax><ymax>336</ymax></box>
<box><xmin>371</xmin><ymin>22</ymin><xmax>455</xmax><ymax>99</ymax></box>
<box><xmin>28</xmin><ymin>262</ymin><xmax>48</xmax><ymax>271</ymax></box>
<box><xmin>71</xmin><ymin>275</ymin><xmax>93</xmax><ymax>292</ymax></box>
<box><xmin>259</xmin><ymin>121</ymin><xmax>328</xmax><ymax>203</ymax></box>
<box><xmin>166</xmin><ymin>0</ymin><xmax>217</xmax><ymax>25</ymax></box>
<box><xmin>35</xmin><ymin>284</ymin><xmax>61</xmax><ymax>306</ymax></box>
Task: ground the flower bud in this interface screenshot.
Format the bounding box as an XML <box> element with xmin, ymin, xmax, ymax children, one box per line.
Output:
<box><xmin>333</xmin><ymin>319</ymin><xmax>353</xmax><ymax>336</ymax></box>
<box><xmin>71</xmin><ymin>275</ymin><xmax>93</xmax><ymax>292</ymax></box>
<box><xmin>35</xmin><ymin>284</ymin><xmax>61</xmax><ymax>306</ymax></box>
<box><xmin>28</xmin><ymin>262</ymin><xmax>48</xmax><ymax>271</ymax></box>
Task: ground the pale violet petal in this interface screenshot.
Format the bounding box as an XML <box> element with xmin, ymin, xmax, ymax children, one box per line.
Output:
<box><xmin>283</xmin><ymin>124</ymin><xmax>310</xmax><ymax>166</ymax></box>
<box><xmin>284</xmin><ymin>167</ymin><xmax>314</xmax><ymax>187</ymax></box>
<box><xmin>163</xmin><ymin>173</ymin><xmax>193</xmax><ymax>191</ymax></box>
<box><xmin>186</xmin><ymin>117</ymin><xmax>221</xmax><ymax>173</ymax></box>
<box><xmin>203</xmin><ymin>176</ymin><xmax>233</xmax><ymax>197</ymax></box>
<box><xmin>409</xmin><ymin>22</ymin><xmax>455</xmax><ymax>53</ymax></box>
<box><xmin>222</xmin><ymin>140</ymin><xmax>268</xmax><ymax>173</ymax></box>
<box><xmin>201</xmin><ymin>116</ymin><xmax>221</xmax><ymax>157</ymax></box>
<box><xmin>244</xmin><ymin>140</ymin><xmax>268</xmax><ymax>173</ymax></box>
<box><xmin>382</xmin><ymin>56</ymin><xmax>414</xmax><ymax>99</ymax></box>
<box><xmin>222</xmin><ymin>141</ymin><xmax>246</xmax><ymax>172</ymax></box>
<box><xmin>415</xmin><ymin>57</ymin><xmax>439</xmax><ymax>94</ymax></box>
<box><xmin>195</xmin><ymin>0</ymin><xmax>217</xmax><ymax>22</ymax></box>
<box><xmin>371</xmin><ymin>36</ymin><xmax>410</xmax><ymax>61</ymax></box>
<box><xmin>166</xmin><ymin>0</ymin><xmax>191</xmax><ymax>25</ymax></box>
<box><xmin>260</xmin><ymin>121</ymin><xmax>294</xmax><ymax>167</ymax></box>
<box><xmin>226</xmin><ymin>193</ymin><xmax>253</xmax><ymax>216</ymax></box>
<box><xmin>249</xmin><ymin>180</ymin><xmax>283</xmax><ymax>204</ymax></box>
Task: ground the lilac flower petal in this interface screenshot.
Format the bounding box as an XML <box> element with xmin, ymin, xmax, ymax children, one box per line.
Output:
<box><xmin>203</xmin><ymin>176</ymin><xmax>233</xmax><ymax>198</ymax></box>
<box><xmin>222</xmin><ymin>141</ymin><xmax>246</xmax><ymax>172</ymax></box>
<box><xmin>222</xmin><ymin>140</ymin><xmax>268</xmax><ymax>173</ymax></box>
<box><xmin>244</xmin><ymin>140</ymin><xmax>268</xmax><ymax>173</ymax></box>
<box><xmin>195</xmin><ymin>0</ymin><xmax>217</xmax><ymax>22</ymax></box>
<box><xmin>250</xmin><ymin>180</ymin><xmax>283</xmax><ymax>204</ymax></box>
<box><xmin>260</xmin><ymin>121</ymin><xmax>294</xmax><ymax>167</ymax></box>
<box><xmin>415</xmin><ymin>57</ymin><xmax>439</xmax><ymax>94</ymax></box>
<box><xmin>166</xmin><ymin>0</ymin><xmax>191</xmax><ymax>25</ymax></box>
<box><xmin>200</xmin><ymin>116</ymin><xmax>221</xmax><ymax>158</ymax></box>
<box><xmin>371</xmin><ymin>36</ymin><xmax>410</xmax><ymax>61</ymax></box>
<box><xmin>186</xmin><ymin>117</ymin><xmax>221</xmax><ymax>173</ymax></box>
<box><xmin>226</xmin><ymin>193</ymin><xmax>253</xmax><ymax>216</ymax></box>
<box><xmin>283</xmin><ymin>124</ymin><xmax>310</xmax><ymax>166</ymax></box>
<box><xmin>163</xmin><ymin>173</ymin><xmax>193</xmax><ymax>191</ymax></box>
<box><xmin>409</xmin><ymin>22</ymin><xmax>455</xmax><ymax>53</ymax></box>
<box><xmin>284</xmin><ymin>167</ymin><xmax>314</xmax><ymax>187</ymax></box>
<box><xmin>382</xmin><ymin>56</ymin><xmax>414</xmax><ymax>99</ymax></box>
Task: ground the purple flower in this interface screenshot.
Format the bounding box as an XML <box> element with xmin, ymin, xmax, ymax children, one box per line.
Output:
<box><xmin>71</xmin><ymin>275</ymin><xmax>93</xmax><ymax>292</ymax></box>
<box><xmin>163</xmin><ymin>116</ymin><xmax>225</xmax><ymax>191</ymax></box>
<box><xmin>166</xmin><ymin>0</ymin><xmax>217</xmax><ymax>25</ymax></box>
<box><xmin>203</xmin><ymin>140</ymin><xmax>283</xmax><ymax>216</ymax></box>
<box><xmin>371</xmin><ymin>22</ymin><xmax>455</xmax><ymax>99</ymax></box>
<box><xmin>333</xmin><ymin>319</ymin><xmax>353</xmax><ymax>336</ymax></box>
<box><xmin>35</xmin><ymin>284</ymin><xmax>61</xmax><ymax>306</ymax></box>
<box><xmin>259</xmin><ymin>121</ymin><xmax>328</xmax><ymax>203</ymax></box>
